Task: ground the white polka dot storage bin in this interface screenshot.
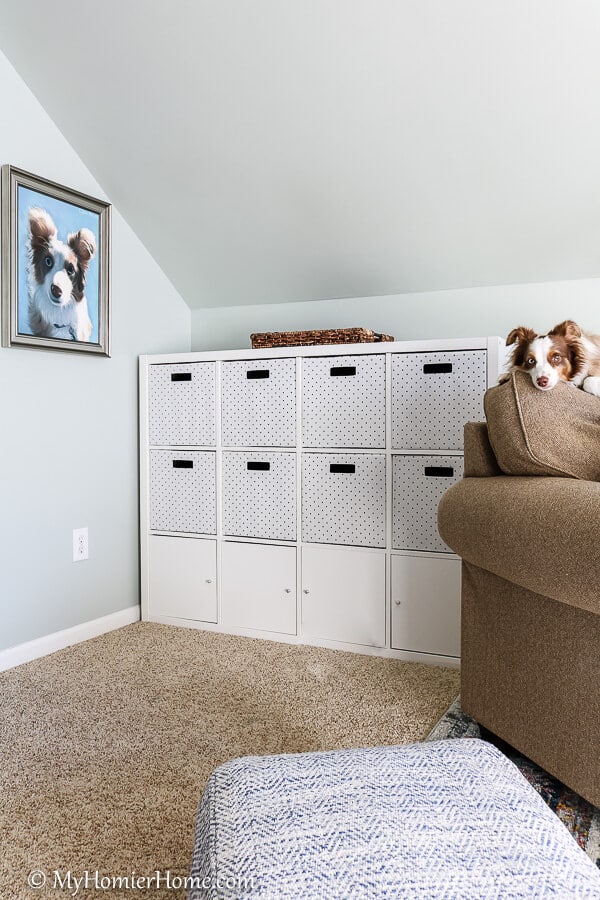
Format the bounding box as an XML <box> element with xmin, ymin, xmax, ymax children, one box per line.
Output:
<box><xmin>222</xmin><ymin>452</ymin><xmax>296</xmax><ymax>541</ymax></box>
<box><xmin>302</xmin><ymin>355</ymin><xmax>386</xmax><ymax>448</ymax></box>
<box><xmin>148</xmin><ymin>362</ymin><xmax>216</xmax><ymax>446</ymax></box>
<box><xmin>221</xmin><ymin>358</ymin><xmax>296</xmax><ymax>447</ymax></box>
<box><xmin>392</xmin><ymin>455</ymin><xmax>464</xmax><ymax>552</ymax></box>
<box><xmin>302</xmin><ymin>453</ymin><xmax>386</xmax><ymax>547</ymax></box>
<box><xmin>150</xmin><ymin>450</ymin><xmax>216</xmax><ymax>534</ymax></box>
<box><xmin>391</xmin><ymin>351</ymin><xmax>486</xmax><ymax>450</ymax></box>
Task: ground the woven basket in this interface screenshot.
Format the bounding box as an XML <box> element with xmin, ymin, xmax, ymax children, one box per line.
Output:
<box><xmin>250</xmin><ymin>327</ymin><xmax>394</xmax><ymax>349</ymax></box>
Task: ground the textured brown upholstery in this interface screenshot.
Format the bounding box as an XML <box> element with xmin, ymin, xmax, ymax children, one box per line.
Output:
<box><xmin>438</xmin><ymin>385</ymin><xmax>600</xmax><ymax>808</ymax></box>
<box><xmin>485</xmin><ymin>370</ymin><xmax>600</xmax><ymax>480</ymax></box>
<box><xmin>439</xmin><ymin>476</ymin><xmax>600</xmax><ymax>616</ymax></box>
<box><xmin>461</xmin><ymin>564</ymin><xmax>600</xmax><ymax>807</ymax></box>
<box><xmin>463</xmin><ymin>423</ymin><xmax>502</xmax><ymax>477</ymax></box>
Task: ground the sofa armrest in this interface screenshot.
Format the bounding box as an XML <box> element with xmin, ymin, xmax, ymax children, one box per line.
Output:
<box><xmin>464</xmin><ymin>423</ymin><xmax>502</xmax><ymax>477</ymax></box>
<box><xmin>438</xmin><ymin>475</ymin><xmax>600</xmax><ymax>615</ymax></box>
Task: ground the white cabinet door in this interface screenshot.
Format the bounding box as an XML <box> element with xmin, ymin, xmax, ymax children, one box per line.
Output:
<box><xmin>391</xmin><ymin>555</ymin><xmax>460</xmax><ymax>657</ymax></box>
<box><xmin>301</xmin><ymin>547</ymin><xmax>385</xmax><ymax>647</ymax></box>
<box><xmin>221</xmin><ymin>542</ymin><xmax>297</xmax><ymax>634</ymax></box>
<box><xmin>149</xmin><ymin>536</ymin><xmax>217</xmax><ymax>622</ymax></box>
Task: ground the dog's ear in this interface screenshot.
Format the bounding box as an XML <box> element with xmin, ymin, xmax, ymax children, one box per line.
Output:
<box><xmin>506</xmin><ymin>326</ymin><xmax>536</xmax><ymax>346</ymax></box>
<box><xmin>68</xmin><ymin>228</ymin><xmax>96</xmax><ymax>273</ymax></box>
<box><xmin>28</xmin><ymin>207</ymin><xmax>56</xmax><ymax>250</ymax></box>
<box><xmin>549</xmin><ymin>320</ymin><xmax>582</xmax><ymax>340</ymax></box>
<box><xmin>550</xmin><ymin>320</ymin><xmax>585</xmax><ymax>378</ymax></box>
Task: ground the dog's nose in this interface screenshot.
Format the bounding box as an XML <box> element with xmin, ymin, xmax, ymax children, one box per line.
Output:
<box><xmin>50</xmin><ymin>283</ymin><xmax>62</xmax><ymax>299</ymax></box>
<box><xmin>537</xmin><ymin>376</ymin><xmax>549</xmax><ymax>387</ymax></box>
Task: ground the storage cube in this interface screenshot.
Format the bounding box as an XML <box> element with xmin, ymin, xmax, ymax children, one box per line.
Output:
<box><xmin>392</xmin><ymin>455</ymin><xmax>463</xmax><ymax>553</ymax></box>
<box><xmin>150</xmin><ymin>450</ymin><xmax>216</xmax><ymax>533</ymax></box>
<box><xmin>149</xmin><ymin>362</ymin><xmax>216</xmax><ymax>446</ymax></box>
<box><xmin>221</xmin><ymin>358</ymin><xmax>296</xmax><ymax>446</ymax></box>
<box><xmin>302</xmin><ymin>453</ymin><xmax>386</xmax><ymax>547</ymax></box>
<box><xmin>302</xmin><ymin>354</ymin><xmax>386</xmax><ymax>448</ymax></box>
<box><xmin>391</xmin><ymin>351</ymin><xmax>486</xmax><ymax>449</ymax></box>
<box><xmin>222</xmin><ymin>452</ymin><xmax>296</xmax><ymax>541</ymax></box>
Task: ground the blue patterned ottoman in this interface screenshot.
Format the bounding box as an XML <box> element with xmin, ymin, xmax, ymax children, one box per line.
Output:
<box><xmin>190</xmin><ymin>739</ymin><xmax>600</xmax><ymax>899</ymax></box>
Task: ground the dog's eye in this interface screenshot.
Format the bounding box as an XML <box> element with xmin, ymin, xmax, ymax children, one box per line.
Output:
<box><xmin>551</xmin><ymin>353</ymin><xmax>561</xmax><ymax>363</ymax></box>
<box><xmin>44</xmin><ymin>256</ymin><xmax>53</xmax><ymax>268</ymax></box>
<box><xmin>65</xmin><ymin>263</ymin><xmax>75</xmax><ymax>276</ymax></box>
<box><xmin>526</xmin><ymin>356</ymin><xmax>536</xmax><ymax>366</ymax></box>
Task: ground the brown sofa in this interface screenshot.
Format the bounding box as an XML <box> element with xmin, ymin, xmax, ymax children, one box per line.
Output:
<box><xmin>438</xmin><ymin>370</ymin><xmax>600</xmax><ymax>808</ymax></box>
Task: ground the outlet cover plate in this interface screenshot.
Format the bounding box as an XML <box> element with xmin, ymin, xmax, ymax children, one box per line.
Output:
<box><xmin>73</xmin><ymin>527</ymin><xmax>88</xmax><ymax>562</ymax></box>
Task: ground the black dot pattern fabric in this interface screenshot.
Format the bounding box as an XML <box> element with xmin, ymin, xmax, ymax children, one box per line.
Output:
<box><xmin>149</xmin><ymin>363</ymin><xmax>216</xmax><ymax>446</ymax></box>
<box><xmin>391</xmin><ymin>351</ymin><xmax>487</xmax><ymax>450</ymax></box>
<box><xmin>392</xmin><ymin>455</ymin><xmax>464</xmax><ymax>552</ymax></box>
<box><xmin>222</xmin><ymin>358</ymin><xmax>296</xmax><ymax>446</ymax></box>
<box><xmin>150</xmin><ymin>450</ymin><xmax>216</xmax><ymax>533</ymax></box>
<box><xmin>222</xmin><ymin>452</ymin><xmax>296</xmax><ymax>541</ymax></box>
<box><xmin>302</xmin><ymin>355</ymin><xmax>386</xmax><ymax>448</ymax></box>
<box><xmin>302</xmin><ymin>453</ymin><xmax>386</xmax><ymax>547</ymax></box>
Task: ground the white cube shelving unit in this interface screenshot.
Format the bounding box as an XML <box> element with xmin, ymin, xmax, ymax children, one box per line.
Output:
<box><xmin>139</xmin><ymin>337</ymin><xmax>504</xmax><ymax>667</ymax></box>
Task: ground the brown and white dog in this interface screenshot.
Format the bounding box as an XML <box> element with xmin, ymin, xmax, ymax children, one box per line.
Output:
<box><xmin>27</xmin><ymin>207</ymin><xmax>96</xmax><ymax>342</ymax></box>
<box><xmin>502</xmin><ymin>320</ymin><xmax>600</xmax><ymax>397</ymax></box>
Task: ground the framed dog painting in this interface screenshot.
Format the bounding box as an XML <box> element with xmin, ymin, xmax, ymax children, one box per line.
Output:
<box><xmin>1</xmin><ymin>165</ymin><xmax>111</xmax><ymax>356</ymax></box>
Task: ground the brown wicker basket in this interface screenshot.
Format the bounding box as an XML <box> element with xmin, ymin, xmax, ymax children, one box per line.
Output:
<box><xmin>250</xmin><ymin>327</ymin><xmax>394</xmax><ymax>349</ymax></box>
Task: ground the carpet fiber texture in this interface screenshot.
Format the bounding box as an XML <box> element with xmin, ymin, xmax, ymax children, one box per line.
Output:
<box><xmin>0</xmin><ymin>622</ymin><xmax>459</xmax><ymax>899</ymax></box>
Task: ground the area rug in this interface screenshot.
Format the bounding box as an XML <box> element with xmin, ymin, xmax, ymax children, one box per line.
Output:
<box><xmin>427</xmin><ymin>697</ymin><xmax>600</xmax><ymax>868</ymax></box>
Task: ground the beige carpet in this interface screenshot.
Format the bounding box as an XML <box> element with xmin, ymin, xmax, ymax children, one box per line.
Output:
<box><xmin>0</xmin><ymin>622</ymin><xmax>459</xmax><ymax>899</ymax></box>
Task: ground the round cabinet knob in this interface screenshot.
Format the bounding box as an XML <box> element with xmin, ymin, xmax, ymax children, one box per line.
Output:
<box><xmin>284</xmin><ymin>588</ymin><xmax>291</xmax><ymax>594</ymax></box>
<box><xmin>303</xmin><ymin>588</ymin><xmax>310</xmax><ymax>594</ymax></box>
<box><xmin>394</xmin><ymin>599</ymin><xmax>401</xmax><ymax>606</ymax></box>
<box><xmin>205</xmin><ymin>579</ymin><xmax>212</xmax><ymax>584</ymax></box>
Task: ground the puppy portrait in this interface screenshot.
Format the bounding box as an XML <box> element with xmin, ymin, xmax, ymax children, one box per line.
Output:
<box><xmin>1</xmin><ymin>165</ymin><xmax>110</xmax><ymax>355</ymax></box>
<box><xmin>27</xmin><ymin>207</ymin><xmax>96</xmax><ymax>342</ymax></box>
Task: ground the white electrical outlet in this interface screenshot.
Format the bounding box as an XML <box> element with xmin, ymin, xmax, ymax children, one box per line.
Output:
<box><xmin>73</xmin><ymin>527</ymin><xmax>89</xmax><ymax>562</ymax></box>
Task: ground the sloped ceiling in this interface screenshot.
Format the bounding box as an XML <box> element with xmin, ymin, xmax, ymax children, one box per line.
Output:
<box><xmin>1</xmin><ymin>0</ymin><xmax>599</xmax><ymax>308</ymax></box>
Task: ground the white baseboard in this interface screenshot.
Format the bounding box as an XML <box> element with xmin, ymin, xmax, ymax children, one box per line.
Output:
<box><xmin>0</xmin><ymin>606</ymin><xmax>140</xmax><ymax>673</ymax></box>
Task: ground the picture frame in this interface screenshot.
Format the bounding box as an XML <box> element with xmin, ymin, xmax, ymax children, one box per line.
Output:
<box><xmin>1</xmin><ymin>165</ymin><xmax>111</xmax><ymax>356</ymax></box>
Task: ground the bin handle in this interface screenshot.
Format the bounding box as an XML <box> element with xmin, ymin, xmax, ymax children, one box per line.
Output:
<box><xmin>247</xmin><ymin>461</ymin><xmax>270</xmax><ymax>471</ymax></box>
<box><xmin>330</xmin><ymin>463</ymin><xmax>356</xmax><ymax>474</ymax></box>
<box><xmin>247</xmin><ymin>370</ymin><xmax>270</xmax><ymax>379</ymax></box>
<box><xmin>423</xmin><ymin>363</ymin><xmax>452</xmax><ymax>374</ymax></box>
<box><xmin>173</xmin><ymin>460</ymin><xmax>194</xmax><ymax>469</ymax></box>
<box><xmin>424</xmin><ymin>466</ymin><xmax>454</xmax><ymax>477</ymax></box>
<box><xmin>330</xmin><ymin>366</ymin><xmax>356</xmax><ymax>376</ymax></box>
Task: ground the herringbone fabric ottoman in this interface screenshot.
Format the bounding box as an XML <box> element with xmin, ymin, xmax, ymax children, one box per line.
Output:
<box><xmin>190</xmin><ymin>739</ymin><xmax>600</xmax><ymax>899</ymax></box>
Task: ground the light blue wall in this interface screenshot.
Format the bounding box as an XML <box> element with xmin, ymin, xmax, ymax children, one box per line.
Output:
<box><xmin>0</xmin><ymin>51</ymin><xmax>191</xmax><ymax>652</ymax></box>
<box><xmin>192</xmin><ymin>279</ymin><xmax>600</xmax><ymax>352</ymax></box>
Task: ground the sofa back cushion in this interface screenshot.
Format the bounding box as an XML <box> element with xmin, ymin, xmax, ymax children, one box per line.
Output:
<box><xmin>484</xmin><ymin>370</ymin><xmax>600</xmax><ymax>480</ymax></box>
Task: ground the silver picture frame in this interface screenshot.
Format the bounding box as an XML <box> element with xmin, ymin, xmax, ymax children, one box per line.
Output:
<box><xmin>1</xmin><ymin>165</ymin><xmax>111</xmax><ymax>356</ymax></box>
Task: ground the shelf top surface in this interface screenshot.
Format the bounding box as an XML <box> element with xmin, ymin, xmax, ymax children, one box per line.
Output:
<box><xmin>141</xmin><ymin>336</ymin><xmax>504</xmax><ymax>365</ymax></box>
